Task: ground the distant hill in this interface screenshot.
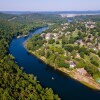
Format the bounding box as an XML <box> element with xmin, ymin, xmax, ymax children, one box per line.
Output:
<box><xmin>0</xmin><ymin>11</ymin><xmax>33</xmax><ymax>15</ymax></box>
<box><xmin>0</xmin><ymin>11</ymin><xmax>100</xmax><ymax>15</ymax></box>
<box><xmin>0</xmin><ymin>12</ymin><xmax>65</xmax><ymax>24</ymax></box>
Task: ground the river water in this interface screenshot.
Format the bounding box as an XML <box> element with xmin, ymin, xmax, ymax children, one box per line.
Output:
<box><xmin>9</xmin><ymin>27</ymin><xmax>100</xmax><ymax>100</ymax></box>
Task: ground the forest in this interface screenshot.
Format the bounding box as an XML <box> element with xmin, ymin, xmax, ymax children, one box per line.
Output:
<box><xmin>0</xmin><ymin>13</ymin><xmax>65</xmax><ymax>100</ymax></box>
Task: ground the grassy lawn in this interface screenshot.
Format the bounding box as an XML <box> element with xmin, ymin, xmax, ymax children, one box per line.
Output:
<box><xmin>47</xmin><ymin>39</ymin><xmax>62</xmax><ymax>48</ymax></box>
<box><xmin>84</xmin><ymin>55</ymin><xmax>91</xmax><ymax>63</ymax></box>
<box><xmin>90</xmin><ymin>53</ymin><xmax>100</xmax><ymax>66</ymax></box>
<box><xmin>72</xmin><ymin>29</ymin><xmax>79</xmax><ymax>38</ymax></box>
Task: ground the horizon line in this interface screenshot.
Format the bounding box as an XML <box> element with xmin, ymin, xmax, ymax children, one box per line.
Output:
<box><xmin>0</xmin><ymin>10</ymin><xmax>100</xmax><ymax>12</ymax></box>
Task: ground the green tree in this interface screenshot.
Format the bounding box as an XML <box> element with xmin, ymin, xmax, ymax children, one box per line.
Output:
<box><xmin>80</xmin><ymin>52</ymin><xmax>85</xmax><ymax>58</ymax></box>
<box><xmin>48</xmin><ymin>39</ymin><xmax>55</xmax><ymax>44</ymax></box>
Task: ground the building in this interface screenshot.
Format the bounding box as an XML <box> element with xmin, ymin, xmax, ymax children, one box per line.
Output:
<box><xmin>75</xmin><ymin>39</ymin><xmax>85</xmax><ymax>46</ymax></box>
<box><xmin>53</xmin><ymin>33</ymin><xmax>58</xmax><ymax>37</ymax></box>
<box><xmin>76</xmin><ymin>68</ymin><xmax>87</xmax><ymax>76</ymax></box>
<box><xmin>98</xmin><ymin>68</ymin><xmax>100</xmax><ymax>72</ymax></box>
<box><xmin>45</xmin><ymin>33</ymin><xmax>53</xmax><ymax>40</ymax></box>
<box><xmin>40</xmin><ymin>33</ymin><xmax>46</xmax><ymax>38</ymax></box>
<box><xmin>69</xmin><ymin>61</ymin><xmax>76</xmax><ymax>68</ymax></box>
<box><xmin>85</xmin><ymin>21</ymin><xmax>96</xmax><ymax>29</ymax></box>
<box><xmin>76</xmin><ymin>53</ymin><xmax>80</xmax><ymax>58</ymax></box>
<box><xmin>65</xmin><ymin>32</ymin><xmax>71</xmax><ymax>36</ymax></box>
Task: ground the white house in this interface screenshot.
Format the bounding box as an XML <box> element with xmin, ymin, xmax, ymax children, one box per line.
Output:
<box><xmin>69</xmin><ymin>61</ymin><xmax>76</xmax><ymax>68</ymax></box>
<box><xmin>85</xmin><ymin>21</ymin><xmax>96</xmax><ymax>29</ymax></box>
<box><xmin>45</xmin><ymin>33</ymin><xmax>53</xmax><ymax>40</ymax></box>
<box><xmin>53</xmin><ymin>33</ymin><xmax>58</xmax><ymax>37</ymax></box>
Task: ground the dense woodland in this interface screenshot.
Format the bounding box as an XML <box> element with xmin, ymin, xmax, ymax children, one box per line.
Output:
<box><xmin>0</xmin><ymin>13</ymin><xmax>65</xmax><ymax>100</ymax></box>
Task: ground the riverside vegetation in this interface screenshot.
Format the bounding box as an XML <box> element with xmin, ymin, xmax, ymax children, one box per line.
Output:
<box><xmin>0</xmin><ymin>12</ymin><xmax>66</xmax><ymax>100</ymax></box>
<box><xmin>26</xmin><ymin>15</ymin><xmax>100</xmax><ymax>90</ymax></box>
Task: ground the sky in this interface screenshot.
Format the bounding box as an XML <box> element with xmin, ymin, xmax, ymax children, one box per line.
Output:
<box><xmin>0</xmin><ymin>0</ymin><xmax>100</xmax><ymax>11</ymax></box>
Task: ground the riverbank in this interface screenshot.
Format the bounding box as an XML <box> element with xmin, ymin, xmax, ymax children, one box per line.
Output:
<box><xmin>17</xmin><ymin>35</ymin><xmax>28</xmax><ymax>38</ymax></box>
<box><xmin>10</xmin><ymin>26</ymin><xmax>100</xmax><ymax>100</ymax></box>
<box><xmin>58</xmin><ymin>68</ymin><xmax>100</xmax><ymax>90</ymax></box>
<box><xmin>26</xmin><ymin>49</ymin><xmax>100</xmax><ymax>90</ymax></box>
<box><xmin>16</xmin><ymin>26</ymin><xmax>48</xmax><ymax>39</ymax></box>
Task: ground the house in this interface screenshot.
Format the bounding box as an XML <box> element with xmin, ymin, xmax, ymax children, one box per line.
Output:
<box><xmin>76</xmin><ymin>68</ymin><xmax>87</xmax><ymax>76</ymax></box>
<box><xmin>53</xmin><ymin>33</ymin><xmax>59</xmax><ymax>41</ymax></box>
<box><xmin>93</xmin><ymin>48</ymin><xmax>97</xmax><ymax>51</ymax></box>
<box><xmin>45</xmin><ymin>33</ymin><xmax>53</xmax><ymax>40</ymax></box>
<box><xmin>64</xmin><ymin>23</ymin><xmax>69</xmax><ymax>26</ymax></box>
<box><xmin>87</xmin><ymin>42</ymin><xmax>92</xmax><ymax>47</ymax></box>
<box><xmin>61</xmin><ymin>32</ymin><xmax>64</xmax><ymax>35</ymax></box>
<box><xmin>85</xmin><ymin>21</ymin><xmax>96</xmax><ymax>29</ymax></box>
<box><xmin>98</xmin><ymin>68</ymin><xmax>100</xmax><ymax>72</ymax></box>
<box><xmin>68</xmin><ymin>61</ymin><xmax>76</xmax><ymax>68</ymax></box>
<box><xmin>53</xmin><ymin>33</ymin><xmax>58</xmax><ymax>37</ymax></box>
<box><xmin>75</xmin><ymin>39</ymin><xmax>85</xmax><ymax>46</ymax></box>
<box><xmin>53</xmin><ymin>37</ymin><xmax>58</xmax><ymax>41</ymax></box>
<box><xmin>65</xmin><ymin>32</ymin><xmax>71</xmax><ymax>36</ymax></box>
<box><xmin>76</xmin><ymin>53</ymin><xmax>80</xmax><ymax>58</ymax></box>
<box><xmin>40</xmin><ymin>33</ymin><xmax>46</xmax><ymax>38</ymax></box>
<box><xmin>90</xmin><ymin>36</ymin><xmax>94</xmax><ymax>41</ymax></box>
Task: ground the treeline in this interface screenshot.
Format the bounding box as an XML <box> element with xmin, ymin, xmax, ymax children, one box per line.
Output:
<box><xmin>12</xmin><ymin>13</ymin><xmax>66</xmax><ymax>23</ymax></box>
<box><xmin>74</xmin><ymin>15</ymin><xmax>100</xmax><ymax>22</ymax></box>
<box><xmin>0</xmin><ymin>13</ymin><xmax>61</xmax><ymax>100</ymax></box>
<box><xmin>0</xmin><ymin>13</ymin><xmax>66</xmax><ymax>35</ymax></box>
<box><xmin>0</xmin><ymin>13</ymin><xmax>17</xmax><ymax>20</ymax></box>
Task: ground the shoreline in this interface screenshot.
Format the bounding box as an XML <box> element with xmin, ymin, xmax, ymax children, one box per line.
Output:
<box><xmin>24</xmin><ymin>25</ymin><xmax>100</xmax><ymax>90</ymax></box>
<box><xmin>16</xmin><ymin>25</ymin><xmax>48</xmax><ymax>39</ymax></box>
<box><xmin>25</xmin><ymin>49</ymin><xmax>100</xmax><ymax>90</ymax></box>
<box><xmin>57</xmin><ymin>68</ymin><xmax>100</xmax><ymax>90</ymax></box>
<box><xmin>60</xmin><ymin>13</ymin><xmax>100</xmax><ymax>18</ymax></box>
<box><xmin>16</xmin><ymin>35</ymin><xmax>29</xmax><ymax>38</ymax></box>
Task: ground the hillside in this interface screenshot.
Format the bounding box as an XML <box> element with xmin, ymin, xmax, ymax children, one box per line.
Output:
<box><xmin>0</xmin><ymin>13</ymin><xmax>62</xmax><ymax>100</ymax></box>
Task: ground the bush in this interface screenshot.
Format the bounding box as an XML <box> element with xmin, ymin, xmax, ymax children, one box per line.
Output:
<box><xmin>63</xmin><ymin>44</ymin><xmax>74</xmax><ymax>52</ymax></box>
<box><xmin>91</xmin><ymin>60</ymin><xmax>99</xmax><ymax>67</ymax></box>
<box><xmin>58</xmin><ymin>60</ymin><xmax>69</xmax><ymax>68</ymax></box>
<box><xmin>48</xmin><ymin>39</ymin><xmax>55</xmax><ymax>44</ymax></box>
<box><xmin>80</xmin><ymin>52</ymin><xmax>85</xmax><ymax>58</ymax></box>
<box><xmin>56</xmin><ymin>41</ymin><xmax>59</xmax><ymax>44</ymax></box>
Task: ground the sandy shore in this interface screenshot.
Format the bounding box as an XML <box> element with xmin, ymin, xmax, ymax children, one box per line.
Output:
<box><xmin>58</xmin><ymin>68</ymin><xmax>100</xmax><ymax>90</ymax></box>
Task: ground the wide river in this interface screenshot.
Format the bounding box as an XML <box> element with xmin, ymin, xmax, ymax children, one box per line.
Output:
<box><xmin>9</xmin><ymin>27</ymin><xmax>100</xmax><ymax>100</ymax></box>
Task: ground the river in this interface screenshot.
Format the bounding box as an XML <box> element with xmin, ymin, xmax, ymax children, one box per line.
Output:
<box><xmin>9</xmin><ymin>27</ymin><xmax>100</xmax><ymax>100</ymax></box>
